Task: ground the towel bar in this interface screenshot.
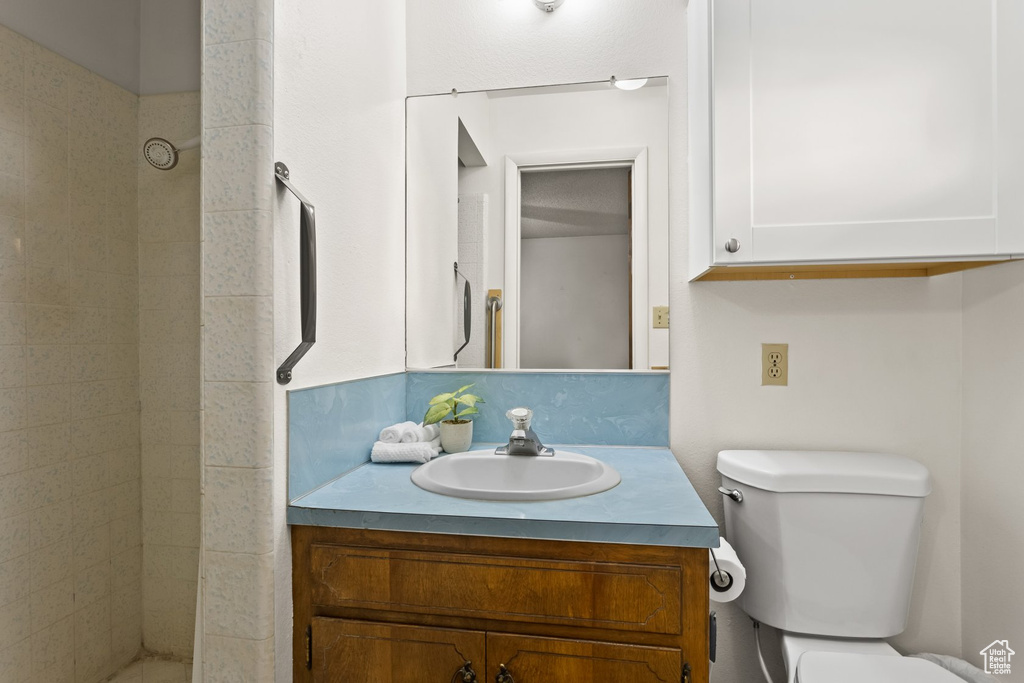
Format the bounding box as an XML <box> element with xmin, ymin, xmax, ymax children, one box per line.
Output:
<box><xmin>275</xmin><ymin>162</ymin><xmax>317</xmax><ymax>385</ymax></box>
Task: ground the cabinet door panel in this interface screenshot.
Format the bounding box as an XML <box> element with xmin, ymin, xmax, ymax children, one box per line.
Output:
<box><xmin>311</xmin><ymin>618</ymin><xmax>484</xmax><ymax>683</ymax></box>
<box><xmin>711</xmin><ymin>0</ymin><xmax>1022</xmax><ymax>263</ymax></box>
<box><xmin>486</xmin><ymin>633</ymin><xmax>681</xmax><ymax>683</ymax></box>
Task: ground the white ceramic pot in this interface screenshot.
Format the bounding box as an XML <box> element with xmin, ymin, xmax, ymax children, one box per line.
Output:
<box><xmin>439</xmin><ymin>420</ymin><xmax>473</xmax><ymax>453</ymax></box>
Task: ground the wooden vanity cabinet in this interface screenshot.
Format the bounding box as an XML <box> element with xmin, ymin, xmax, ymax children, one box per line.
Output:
<box><xmin>293</xmin><ymin>526</ymin><xmax>710</xmax><ymax>683</ymax></box>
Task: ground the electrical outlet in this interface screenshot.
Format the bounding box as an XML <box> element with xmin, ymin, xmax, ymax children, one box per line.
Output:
<box><xmin>762</xmin><ymin>343</ymin><xmax>788</xmax><ymax>386</ymax></box>
<box><xmin>653</xmin><ymin>306</ymin><xmax>669</xmax><ymax>329</ymax></box>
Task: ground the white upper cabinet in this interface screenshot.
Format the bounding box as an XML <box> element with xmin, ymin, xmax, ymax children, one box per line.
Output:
<box><xmin>689</xmin><ymin>0</ymin><xmax>1024</xmax><ymax>279</ymax></box>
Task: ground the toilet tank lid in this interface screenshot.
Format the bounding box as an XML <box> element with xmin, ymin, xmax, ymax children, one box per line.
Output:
<box><xmin>717</xmin><ymin>450</ymin><xmax>932</xmax><ymax>497</ymax></box>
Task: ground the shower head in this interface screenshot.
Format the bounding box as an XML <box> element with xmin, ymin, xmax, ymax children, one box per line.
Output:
<box><xmin>143</xmin><ymin>136</ymin><xmax>200</xmax><ymax>171</ymax></box>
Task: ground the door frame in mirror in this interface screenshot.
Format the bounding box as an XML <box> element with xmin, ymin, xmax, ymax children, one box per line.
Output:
<box><xmin>503</xmin><ymin>147</ymin><xmax>650</xmax><ymax>370</ymax></box>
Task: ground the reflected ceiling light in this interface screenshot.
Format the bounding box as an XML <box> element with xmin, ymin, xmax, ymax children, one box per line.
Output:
<box><xmin>533</xmin><ymin>0</ymin><xmax>565</xmax><ymax>11</ymax></box>
<box><xmin>611</xmin><ymin>76</ymin><xmax>649</xmax><ymax>91</ymax></box>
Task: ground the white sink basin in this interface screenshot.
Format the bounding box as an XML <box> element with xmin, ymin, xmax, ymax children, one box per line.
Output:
<box><xmin>411</xmin><ymin>450</ymin><xmax>621</xmax><ymax>501</ymax></box>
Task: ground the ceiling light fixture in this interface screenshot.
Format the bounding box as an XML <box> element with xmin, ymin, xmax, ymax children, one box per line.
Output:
<box><xmin>611</xmin><ymin>76</ymin><xmax>649</xmax><ymax>91</ymax></box>
<box><xmin>533</xmin><ymin>0</ymin><xmax>565</xmax><ymax>12</ymax></box>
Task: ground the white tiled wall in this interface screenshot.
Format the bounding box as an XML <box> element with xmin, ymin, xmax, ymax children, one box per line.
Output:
<box><xmin>201</xmin><ymin>0</ymin><xmax>277</xmax><ymax>679</ymax></box>
<box><xmin>0</xmin><ymin>23</ymin><xmax>142</xmax><ymax>683</ymax></box>
<box><xmin>456</xmin><ymin>194</ymin><xmax>486</xmax><ymax>368</ymax></box>
<box><xmin>138</xmin><ymin>92</ymin><xmax>201</xmax><ymax>659</ymax></box>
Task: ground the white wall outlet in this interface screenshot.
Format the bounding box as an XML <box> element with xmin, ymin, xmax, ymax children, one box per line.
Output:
<box><xmin>653</xmin><ymin>306</ymin><xmax>669</xmax><ymax>329</ymax></box>
<box><xmin>762</xmin><ymin>343</ymin><xmax>788</xmax><ymax>386</ymax></box>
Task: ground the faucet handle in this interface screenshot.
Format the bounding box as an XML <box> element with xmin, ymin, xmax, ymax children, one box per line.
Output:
<box><xmin>506</xmin><ymin>407</ymin><xmax>533</xmax><ymax>430</ymax></box>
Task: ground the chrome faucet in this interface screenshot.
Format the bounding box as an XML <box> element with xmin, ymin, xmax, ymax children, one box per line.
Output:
<box><xmin>495</xmin><ymin>407</ymin><xmax>554</xmax><ymax>456</ymax></box>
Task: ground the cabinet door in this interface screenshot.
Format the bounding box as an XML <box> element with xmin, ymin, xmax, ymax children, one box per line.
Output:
<box><xmin>711</xmin><ymin>0</ymin><xmax>1024</xmax><ymax>264</ymax></box>
<box><xmin>311</xmin><ymin>618</ymin><xmax>485</xmax><ymax>683</ymax></box>
<box><xmin>486</xmin><ymin>633</ymin><xmax>681</xmax><ymax>683</ymax></box>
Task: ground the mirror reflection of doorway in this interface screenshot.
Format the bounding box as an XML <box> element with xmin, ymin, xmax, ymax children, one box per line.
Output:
<box><xmin>518</xmin><ymin>167</ymin><xmax>632</xmax><ymax>369</ymax></box>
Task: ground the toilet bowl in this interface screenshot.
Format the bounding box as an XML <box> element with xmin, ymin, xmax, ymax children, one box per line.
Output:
<box><xmin>716</xmin><ymin>450</ymin><xmax>958</xmax><ymax>683</ymax></box>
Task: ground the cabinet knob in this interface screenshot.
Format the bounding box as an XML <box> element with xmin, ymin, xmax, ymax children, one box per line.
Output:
<box><xmin>724</xmin><ymin>238</ymin><xmax>741</xmax><ymax>253</ymax></box>
<box><xmin>495</xmin><ymin>664</ymin><xmax>515</xmax><ymax>683</ymax></box>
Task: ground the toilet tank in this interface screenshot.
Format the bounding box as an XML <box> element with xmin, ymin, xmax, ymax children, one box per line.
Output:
<box><xmin>717</xmin><ymin>450</ymin><xmax>931</xmax><ymax>639</ymax></box>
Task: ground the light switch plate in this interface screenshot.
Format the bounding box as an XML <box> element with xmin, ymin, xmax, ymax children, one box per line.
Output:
<box><xmin>762</xmin><ymin>343</ymin><xmax>788</xmax><ymax>386</ymax></box>
<box><xmin>653</xmin><ymin>306</ymin><xmax>669</xmax><ymax>329</ymax></box>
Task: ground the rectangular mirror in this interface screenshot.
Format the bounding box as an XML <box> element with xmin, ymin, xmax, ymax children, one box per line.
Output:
<box><xmin>406</xmin><ymin>78</ymin><xmax>669</xmax><ymax>371</ymax></box>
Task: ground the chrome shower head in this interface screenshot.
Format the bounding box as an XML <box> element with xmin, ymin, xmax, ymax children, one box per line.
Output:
<box><xmin>144</xmin><ymin>137</ymin><xmax>179</xmax><ymax>170</ymax></box>
<box><xmin>143</xmin><ymin>136</ymin><xmax>200</xmax><ymax>171</ymax></box>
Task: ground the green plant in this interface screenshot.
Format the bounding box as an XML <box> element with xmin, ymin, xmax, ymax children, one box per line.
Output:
<box><xmin>423</xmin><ymin>384</ymin><xmax>484</xmax><ymax>425</ymax></box>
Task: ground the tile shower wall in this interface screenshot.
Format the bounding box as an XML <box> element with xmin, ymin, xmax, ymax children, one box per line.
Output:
<box><xmin>138</xmin><ymin>92</ymin><xmax>200</xmax><ymax>658</ymax></box>
<box><xmin>0</xmin><ymin>24</ymin><xmax>142</xmax><ymax>683</ymax></box>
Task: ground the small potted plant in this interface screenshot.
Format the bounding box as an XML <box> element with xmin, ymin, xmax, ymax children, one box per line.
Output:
<box><xmin>423</xmin><ymin>384</ymin><xmax>483</xmax><ymax>453</ymax></box>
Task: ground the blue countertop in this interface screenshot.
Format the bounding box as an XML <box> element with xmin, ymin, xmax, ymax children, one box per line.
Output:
<box><xmin>288</xmin><ymin>446</ymin><xmax>719</xmax><ymax>548</ymax></box>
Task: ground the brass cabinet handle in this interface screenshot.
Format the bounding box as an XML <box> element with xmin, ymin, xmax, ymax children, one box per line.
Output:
<box><xmin>453</xmin><ymin>661</ymin><xmax>478</xmax><ymax>683</ymax></box>
<box><xmin>495</xmin><ymin>664</ymin><xmax>515</xmax><ymax>683</ymax></box>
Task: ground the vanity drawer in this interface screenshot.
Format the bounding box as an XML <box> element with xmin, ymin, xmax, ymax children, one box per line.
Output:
<box><xmin>308</xmin><ymin>543</ymin><xmax>682</xmax><ymax>635</ymax></box>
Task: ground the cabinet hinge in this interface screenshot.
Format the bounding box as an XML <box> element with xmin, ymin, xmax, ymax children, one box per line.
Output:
<box><xmin>682</xmin><ymin>663</ymin><xmax>692</xmax><ymax>683</ymax></box>
<box><xmin>305</xmin><ymin>624</ymin><xmax>312</xmax><ymax>671</ymax></box>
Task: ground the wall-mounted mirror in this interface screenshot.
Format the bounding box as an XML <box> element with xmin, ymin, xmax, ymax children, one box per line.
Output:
<box><xmin>406</xmin><ymin>78</ymin><xmax>669</xmax><ymax>371</ymax></box>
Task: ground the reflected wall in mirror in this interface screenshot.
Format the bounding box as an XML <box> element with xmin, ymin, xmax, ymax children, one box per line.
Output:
<box><xmin>406</xmin><ymin>79</ymin><xmax>669</xmax><ymax>370</ymax></box>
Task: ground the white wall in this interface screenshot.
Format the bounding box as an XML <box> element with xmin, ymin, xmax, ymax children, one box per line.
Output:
<box><xmin>406</xmin><ymin>95</ymin><xmax>459</xmax><ymax>368</ymax></box>
<box><xmin>407</xmin><ymin>2</ymin><xmax>965</xmax><ymax>681</ymax></box>
<box><xmin>273</xmin><ymin>0</ymin><xmax>407</xmax><ymax>677</ymax></box>
<box><xmin>521</xmin><ymin>234</ymin><xmax>630</xmax><ymax>369</ymax></box>
<box><xmin>961</xmin><ymin>260</ymin><xmax>1024</xmax><ymax>674</ymax></box>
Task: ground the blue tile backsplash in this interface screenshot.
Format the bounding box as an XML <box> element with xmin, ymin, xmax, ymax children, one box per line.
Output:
<box><xmin>406</xmin><ymin>371</ymin><xmax>669</xmax><ymax>446</ymax></box>
<box><xmin>288</xmin><ymin>372</ymin><xmax>407</xmax><ymax>500</ymax></box>
<box><xmin>288</xmin><ymin>370</ymin><xmax>669</xmax><ymax>501</ymax></box>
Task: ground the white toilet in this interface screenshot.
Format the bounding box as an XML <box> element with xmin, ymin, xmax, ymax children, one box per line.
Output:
<box><xmin>717</xmin><ymin>450</ymin><xmax>963</xmax><ymax>683</ymax></box>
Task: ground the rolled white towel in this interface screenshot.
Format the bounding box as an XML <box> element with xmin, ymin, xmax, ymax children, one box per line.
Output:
<box><xmin>370</xmin><ymin>437</ymin><xmax>442</xmax><ymax>464</ymax></box>
<box><xmin>379</xmin><ymin>421</ymin><xmax>418</xmax><ymax>444</ymax></box>
<box><xmin>401</xmin><ymin>422</ymin><xmax>441</xmax><ymax>444</ymax></box>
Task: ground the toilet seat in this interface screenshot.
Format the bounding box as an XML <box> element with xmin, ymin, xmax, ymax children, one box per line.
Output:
<box><xmin>797</xmin><ymin>652</ymin><xmax>965</xmax><ymax>683</ymax></box>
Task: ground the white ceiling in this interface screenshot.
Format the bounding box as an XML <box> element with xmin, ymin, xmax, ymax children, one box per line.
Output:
<box><xmin>520</xmin><ymin>168</ymin><xmax>631</xmax><ymax>240</ymax></box>
<box><xmin>0</xmin><ymin>0</ymin><xmax>200</xmax><ymax>94</ymax></box>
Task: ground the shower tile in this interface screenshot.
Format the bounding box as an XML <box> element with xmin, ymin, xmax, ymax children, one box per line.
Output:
<box><xmin>0</xmin><ymin>259</ymin><xmax>25</xmax><ymax>302</ymax></box>
<box><xmin>26</xmin><ymin>264</ymin><xmax>68</xmax><ymax>306</ymax></box>
<box><xmin>205</xmin><ymin>0</ymin><xmax>273</xmax><ymax>45</ymax></box>
<box><xmin>0</xmin><ymin>345</ymin><xmax>25</xmax><ymax>388</ymax></box>
<box><xmin>26</xmin><ymin>345</ymin><xmax>68</xmax><ymax>386</ymax></box>
<box><xmin>73</xmin><ymin>559</ymin><xmax>110</xmax><ymax>607</ymax></box>
<box><xmin>204</xmin><ymin>41</ymin><xmax>272</xmax><ymax>128</ymax></box>
<box><xmin>25</xmin><ymin>60</ymin><xmax>66</xmax><ymax>111</ymax></box>
<box><xmin>0</xmin><ymin>43</ymin><xmax>24</xmax><ymax>93</ymax></box>
<box><xmin>29</xmin><ymin>577</ymin><xmax>71</xmax><ymax>633</ymax></box>
<box><xmin>24</xmin><ymin>98</ymin><xmax>66</xmax><ymax>148</ymax></box>
<box><xmin>0</xmin><ymin>303</ymin><xmax>25</xmax><ymax>344</ymax></box>
<box><xmin>203</xmin><ymin>210</ymin><xmax>272</xmax><ymax>296</ymax></box>
<box><xmin>0</xmin><ymin>215</ymin><xmax>24</xmax><ymax>261</ymax></box>
<box><xmin>203</xmin><ymin>125</ymin><xmax>272</xmax><ymax>213</ymax></box>
<box><xmin>24</xmin><ymin>383</ymin><xmax>68</xmax><ymax>426</ymax></box>
<box><xmin>0</xmin><ymin>387</ymin><xmax>26</xmax><ymax>432</ymax></box>
<box><xmin>203</xmin><ymin>296</ymin><xmax>272</xmax><ymax>382</ymax></box>
<box><xmin>31</xmin><ymin>614</ymin><xmax>72</xmax><ymax>674</ymax></box>
<box><xmin>0</xmin><ymin>594</ymin><xmax>30</xmax><ymax>647</ymax></box>
<box><xmin>140</xmin><ymin>275</ymin><xmax>200</xmax><ymax>312</ymax></box>
<box><xmin>204</xmin><ymin>467</ymin><xmax>273</xmax><ymax>554</ymax></box>
<box><xmin>25</xmin><ymin>222</ymin><xmax>68</xmax><ymax>266</ymax></box>
<box><xmin>0</xmin><ymin>87</ymin><xmax>23</xmax><ymax>137</ymax></box>
<box><xmin>202</xmin><ymin>635</ymin><xmax>274</xmax><ymax>683</ymax></box>
<box><xmin>0</xmin><ymin>128</ymin><xmax>23</xmax><ymax>177</ymax></box>
<box><xmin>139</xmin><ymin>243</ymin><xmax>200</xmax><ymax>277</ymax></box>
<box><xmin>204</xmin><ymin>551</ymin><xmax>273</xmax><ymax>640</ymax></box>
<box><xmin>0</xmin><ymin>172</ymin><xmax>24</xmax><ymax>218</ymax></box>
<box><xmin>0</xmin><ymin>430</ymin><xmax>27</xmax><ymax>476</ymax></box>
<box><xmin>204</xmin><ymin>382</ymin><xmax>272</xmax><ymax>468</ymax></box>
